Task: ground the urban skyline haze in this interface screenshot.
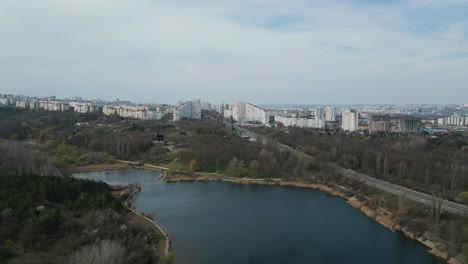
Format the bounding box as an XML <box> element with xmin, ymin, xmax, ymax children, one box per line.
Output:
<box><xmin>0</xmin><ymin>0</ymin><xmax>467</xmax><ymax>105</ymax></box>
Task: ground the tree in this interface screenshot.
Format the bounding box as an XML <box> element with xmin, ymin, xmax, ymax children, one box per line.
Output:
<box><xmin>249</xmin><ymin>160</ymin><xmax>259</xmax><ymax>177</ymax></box>
<box><xmin>189</xmin><ymin>159</ymin><xmax>198</xmax><ymax>173</ymax></box>
<box><xmin>398</xmin><ymin>189</ymin><xmax>408</xmax><ymax>217</ymax></box>
<box><xmin>227</xmin><ymin>157</ymin><xmax>238</xmax><ymax>175</ymax></box>
<box><xmin>68</xmin><ymin>240</ymin><xmax>126</xmax><ymax>264</ymax></box>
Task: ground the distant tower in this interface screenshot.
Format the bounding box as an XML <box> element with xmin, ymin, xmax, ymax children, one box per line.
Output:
<box><xmin>314</xmin><ymin>107</ymin><xmax>324</xmax><ymax>120</ymax></box>
<box><xmin>325</xmin><ymin>107</ymin><xmax>336</xmax><ymax>122</ymax></box>
<box><xmin>341</xmin><ymin>109</ymin><xmax>358</xmax><ymax>132</ymax></box>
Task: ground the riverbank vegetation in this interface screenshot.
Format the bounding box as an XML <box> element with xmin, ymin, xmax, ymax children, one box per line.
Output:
<box><xmin>252</xmin><ymin>126</ymin><xmax>468</xmax><ymax>202</ymax></box>
<box><xmin>2</xmin><ymin>107</ymin><xmax>468</xmax><ymax>262</ymax></box>
<box><xmin>0</xmin><ymin>109</ymin><xmax>172</xmax><ymax>263</ymax></box>
<box><xmin>0</xmin><ymin>173</ymin><xmax>166</xmax><ymax>264</ymax></box>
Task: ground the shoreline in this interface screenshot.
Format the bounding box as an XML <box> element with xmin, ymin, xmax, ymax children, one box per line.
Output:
<box><xmin>163</xmin><ymin>174</ymin><xmax>456</xmax><ymax>263</ymax></box>
<box><xmin>124</xmin><ymin>187</ymin><xmax>172</xmax><ymax>259</ymax></box>
<box><xmin>77</xmin><ymin>164</ymin><xmax>459</xmax><ymax>263</ymax></box>
<box><xmin>71</xmin><ymin>163</ymin><xmax>130</xmax><ymax>173</ymax></box>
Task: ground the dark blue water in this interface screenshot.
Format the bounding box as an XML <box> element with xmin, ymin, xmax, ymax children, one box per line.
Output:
<box><xmin>73</xmin><ymin>169</ymin><xmax>443</xmax><ymax>264</ymax></box>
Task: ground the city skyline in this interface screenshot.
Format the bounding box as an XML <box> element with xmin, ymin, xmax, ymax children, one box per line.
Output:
<box><xmin>1</xmin><ymin>0</ymin><xmax>467</xmax><ymax>104</ymax></box>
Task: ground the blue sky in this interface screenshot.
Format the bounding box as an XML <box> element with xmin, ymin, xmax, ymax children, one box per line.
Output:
<box><xmin>0</xmin><ymin>0</ymin><xmax>467</xmax><ymax>104</ymax></box>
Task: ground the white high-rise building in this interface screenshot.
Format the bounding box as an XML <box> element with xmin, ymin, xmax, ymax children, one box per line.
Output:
<box><xmin>233</xmin><ymin>101</ymin><xmax>270</xmax><ymax>124</ymax></box>
<box><xmin>325</xmin><ymin>107</ymin><xmax>336</xmax><ymax>122</ymax></box>
<box><xmin>314</xmin><ymin>107</ymin><xmax>324</xmax><ymax>120</ymax></box>
<box><xmin>342</xmin><ymin>109</ymin><xmax>358</xmax><ymax>132</ymax></box>
<box><xmin>275</xmin><ymin>116</ymin><xmax>325</xmax><ymax>129</ymax></box>
<box><xmin>173</xmin><ymin>100</ymin><xmax>202</xmax><ymax>121</ymax></box>
<box><xmin>201</xmin><ymin>102</ymin><xmax>212</xmax><ymax>111</ymax></box>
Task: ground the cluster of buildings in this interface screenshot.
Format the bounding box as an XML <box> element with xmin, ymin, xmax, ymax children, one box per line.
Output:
<box><xmin>173</xmin><ymin>100</ymin><xmax>202</xmax><ymax>121</ymax></box>
<box><xmin>103</xmin><ymin>105</ymin><xmax>168</xmax><ymax>120</ymax></box>
<box><xmin>274</xmin><ymin>116</ymin><xmax>325</xmax><ymax>129</ymax></box>
<box><xmin>1</xmin><ymin>94</ymin><xmax>101</xmax><ymax>114</ymax></box>
<box><xmin>218</xmin><ymin>103</ymin><xmax>336</xmax><ymax>129</ymax></box>
<box><xmin>273</xmin><ymin>107</ymin><xmax>334</xmax><ymax>129</ymax></box>
<box><xmin>3</xmin><ymin>93</ymin><xmax>466</xmax><ymax>134</ymax></box>
<box><xmin>437</xmin><ymin>115</ymin><xmax>468</xmax><ymax>127</ymax></box>
<box><xmin>343</xmin><ymin>111</ymin><xmax>418</xmax><ymax>133</ymax></box>
<box><xmin>218</xmin><ymin>101</ymin><xmax>271</xmax><ymax>125</ymax></box>
<box><xmin>1</xmin><ymin>93</ymin><xmax>171</xmax><ymax>120</ymax></box>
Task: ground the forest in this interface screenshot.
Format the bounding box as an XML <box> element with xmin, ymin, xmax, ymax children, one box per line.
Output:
<box><xmin>0</xmin><ymin>109</ymin><xmax>168</xmax><ymax>263</ymax></box>
<box><xmin>3</xmin><ymin>107</ymin><xmax>468</xmax><ymax>261</ymax></box>
<box><xmin>250</xmin><ymin>126</ymin><xmax>468</xmax><ymax>202</ymax></box>
<box><xmin>0</xmin><ymin>173</ymin><xmax>162</xmax><ymax>264</ymax></box>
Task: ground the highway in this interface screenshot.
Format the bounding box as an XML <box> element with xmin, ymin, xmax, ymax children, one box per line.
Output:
<box><xmin>234</xmin><ymin>124</ymin><xmax>468</xmax><ymax>216</ymax></box>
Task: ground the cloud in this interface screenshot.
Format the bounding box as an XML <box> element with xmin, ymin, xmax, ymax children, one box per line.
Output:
<box><xmin>0</xmin><ymin>0</ymin><xmax>467</xmax><ymax>104</ymax></box>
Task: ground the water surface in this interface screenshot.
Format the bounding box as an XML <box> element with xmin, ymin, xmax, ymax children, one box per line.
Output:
<box><xmin>73</xmin><ymin>169</ymin><xmax>443</xmax><ymax>264</ymax></box>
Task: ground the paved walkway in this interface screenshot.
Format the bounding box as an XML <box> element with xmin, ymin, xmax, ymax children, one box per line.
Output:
<box><xmin>124</xmin><ymin>188</ymin><xmax>171</xmax><ymax>259</ymax></box>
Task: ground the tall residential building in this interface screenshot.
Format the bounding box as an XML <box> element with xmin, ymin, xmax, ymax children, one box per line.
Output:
<box><xmin>397</xmin><ymin>117</ymin><xmax>420</xmax><ymax>133</ymax></box>
<box><xmin>201</xmin><ymin>102</ymin><xmax>212</xmax><ymax>111</ymax></box>
<box><xmin>314</xmin><ymin>107</ymin><xmax>324</xmax><ymax>120</ymax></box>
<box><xmin>69</xmin><ymin>102</ymin><xmax>98</xmax><ymax>113</ymax></box>
<box><xmin>325</xmin><ymin>107</ymin><xmax>336</xmax><ymax>121</ymax></box>
<box><xmin>341</xmin><ymin>109</ymin><xmax>358</xmax><ymax>132</ymax></box>
<box><xmin>30</xmin><ymin>101</ymin><xmax>39</xmax><ymax>110</ymax></box>
<box><xmin>103</xmin><ymin>105</ymin><xmax>148</xmax><ymax>119</ymax></box>
<box><xmin>233</xmin><ymin>101</ymin><xmax>270</xmax><ymax>124</ymax></box>
<box><xmin>369</xmin><ymin>114</ymin><xmax>390</xmax><ymax>133</ymax></box>
<box><xmin>16</xmin><ymin>101</ymin><xmax>29</xmax><ymax>109</ymax></box>
<box><xmin>438</xmin><ymin>115</ymin><xmax>466</xmax><ymax>127</ymax></box>
<box><xmin>173</xmin><ymin>100</ymin><xmax>202</xmax><ymax>121</ymax></box>
<box><xmin>275</xmin><ymin>116</ymin><xmax>325</xmax><ymax>129</ymax></box>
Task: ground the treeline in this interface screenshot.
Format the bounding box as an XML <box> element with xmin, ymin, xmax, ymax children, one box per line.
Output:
<box><xmin>177</xmin><ymin>121</ymin><xmax>314</xmax><ymax>178</ymax></box>
<box><xmin>67</xmin><ymin>128</ymin><xmax>153</xmax><ymax>161</ymax></box>
<box><xmin>0</xmin><ymin>108</ymin><xmax>100</xmax><ymax>140</ymax></box>
<box><xmin>0</xmin><ymin>140</ymin><xmax>62</xmax><ymax>176</ymax></box>
<box><xmin>0</xmin><ymin>108</ymin><xmax>157</xmax><ymax>170</ymax></box>
<box><xmin>256</xmin><ymin>127</ymin><xmax>468</xmax><ymax>200</ymax></box>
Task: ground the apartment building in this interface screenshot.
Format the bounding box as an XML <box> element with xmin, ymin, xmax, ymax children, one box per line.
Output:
<box><xmin>341</xmin><ymin>109</ymin><xmax>359</xmax><ymax>132</ymax></box>
<box><xmin>275</xmin><ymin>116</ymin><xmax>325</xmax><ymax>129</ymax></box>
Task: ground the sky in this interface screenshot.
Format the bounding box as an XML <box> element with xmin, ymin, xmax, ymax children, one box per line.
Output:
<box><xmin>0</xmin><ymin>0</ymin><xmax>467</xmax><ymax>105</ymax></box>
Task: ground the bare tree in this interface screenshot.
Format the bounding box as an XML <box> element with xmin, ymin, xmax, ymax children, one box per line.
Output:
<box><xmin>398</xmin><ymin>189</ymin><xmax>409</xmax><ymax>217</ymax></box>
<box><xmin>68</xmin><ymin>240</ymin><xmax>127</xmax><ymax>264</ymax></box>
<box><xmin>430</xmin><ymin>192</ymin><xmax>443</xmax><ymax>226</ymax></box>
<box><xmin>424</xmin><ymin>168</ymin><xmax>430</xmax><ymax>186</ymax></box>
<box><xmin>398</xmin><ymin>160</ymin><xmax>407</xmax><ymax>179</ymax></box>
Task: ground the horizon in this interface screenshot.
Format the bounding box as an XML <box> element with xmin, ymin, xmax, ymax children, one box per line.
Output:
<box><xmin>1</xmin><ymin>1</ymin><xmax>467</xmax><ymax>104</ymax></box>
<box><xmin>2</xmin><ymin>91</ymin><xmax>468</xmax><ymax>107</ymax></box>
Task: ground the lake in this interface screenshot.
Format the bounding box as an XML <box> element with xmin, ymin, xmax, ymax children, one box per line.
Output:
<box><xmin>73</xmin><ymin>169</ymin><xmax>443</xmax><ymax>264</ymax></box>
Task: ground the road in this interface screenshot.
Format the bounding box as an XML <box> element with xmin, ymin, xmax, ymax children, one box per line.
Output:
<box><xmin>234</xmin><ymin>124</ymin><xmax>468</xmax><ymax>216</ymax></box>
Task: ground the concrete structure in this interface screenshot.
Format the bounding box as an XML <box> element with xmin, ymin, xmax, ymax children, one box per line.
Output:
<box><xmin>369</xmin><ymin>114</ymin><xmax>390</xmax><ymax>133</ymax></box>
<box><xmin>325</xmin><ymin>107</ymin><xmax>336</xmax><ymax>122</ymax></box>
<box><xmin>275</xmin><ymin>116</ymin><xmax>325</xmax><ymax>129</ymax></box>
<box><xmin>173</xmin><ymin>100</ymin><xmax>202</xmax><ymax>121</ymax></box>
<box><xmin>314</xmin><ymin>107</ymin><xmax>324</xmax><ymax>120</ymax></box>
<box><xmin>438</xmin><ymin>115</ymin><xmax>466</xmax><ymax>127</ymax></box>
<box><xmin>201</xmin><ymin>102</ymin><xmax>212</xmax><ymax>111</ymax></box>
<box><xmin>103</xmin><ymin>105</ymin><xmax>165</xmax><ymax>120</ymax></box>
<box><xmin>233</xmin><ymin>101</ymin><xmax>270</xmax><ymax>125</ymax></box>
<box><xmin>39</xmin><ymin>101</ymin><xmax>70</xmax><ymax>111</ymax></box>
<box><xmin>16</xmin><ymin>101</ymin><xmax>29</xmax><ymax>109</ymax></box>
<box><xmin>397</xmin><ymin>117</ymin><xmax>420</xmax><ymax>133</ymax></box>
<box><xmin>341</xmin><ymin>109</ymin><xmax>358</xmax><ymax>132</ymax></box>
<box><xmin>30</xmin><ymin>101</ymin><xmax>39</xmax><ymax>110</ymax></box>
<box><xmin>69</xmin><ymin>102</ymin><xmax>98</xmax><ymax>113</ymax></box>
